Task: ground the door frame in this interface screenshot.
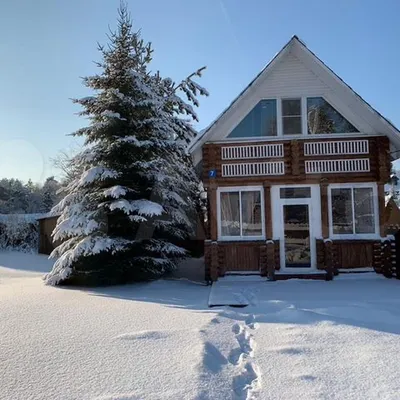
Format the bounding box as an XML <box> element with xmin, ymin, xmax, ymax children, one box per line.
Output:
<box><xmin>271</xmin><ymin>184</ymin><xmax>322</xmax><ymax>272</ymax></box>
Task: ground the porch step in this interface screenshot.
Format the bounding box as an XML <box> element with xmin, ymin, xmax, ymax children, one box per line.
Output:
<box><xmin>338</xmin><ymin>267</ymin><xmax>374</xmax><ymax>274</ymax></box>
<box><xmin>219</xmin><ymin>274</ymin><xmax>265</xmax><ymax>282</ymax></box>
<box><xmin>274</xmin><ymin>271</ymin><xmax>328</xmax><ymax>280</ymax></box>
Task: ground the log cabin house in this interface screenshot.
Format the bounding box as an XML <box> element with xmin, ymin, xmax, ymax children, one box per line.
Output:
<box><xmin>189</xmin><ymin>36</ymin><xmax>400</xmax><ymax>281</ymax></box>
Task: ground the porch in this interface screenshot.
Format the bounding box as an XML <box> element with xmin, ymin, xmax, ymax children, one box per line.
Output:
<box><xmin>204</xmin><ymin>238</ymin><xmax>395</xmax><ymax>282</ymax></box>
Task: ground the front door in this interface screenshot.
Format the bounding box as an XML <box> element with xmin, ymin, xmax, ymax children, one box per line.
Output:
<box><xmin>283</xmin><ymin>203</ymin><xmax>311</xmax><ymax>268</ymax></box>
<box><xmin>272</xmin><ymin>185</ymin><xmax>321</xmax><ymax>271</ymax></box>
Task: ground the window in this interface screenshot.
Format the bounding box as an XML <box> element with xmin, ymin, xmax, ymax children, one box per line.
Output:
<box><xmin>227</xmin><ymin>96</ymin><xmax>359</xmax><ymax>138</ymax></box>
<box><xmin>280</xmin><ymin>187</ymin><xmax>311</xmax><ymax>199</ymax></box>
<box><xmin>282</xmin><ymin>98</ymin><xmax>302</xmax><ymax>135</ymax></box>
<box><xmin>219</xmin><ymin>188</ymin><xmax>264</xmax><ymax>239</ymax></box>
<box><xmin>330</xmin><ymin>185</ymin><xmax>376</xmax><ymax>236</ymax></box>
<box><xmin>307</xmin><ymin>97</ymin><xmax>359</xmax><ymax>134</ymax></box>
<box><xmin>228</xmin><ymin>100</ymin><xmax>277</xmax><ymax>138</ymax></box>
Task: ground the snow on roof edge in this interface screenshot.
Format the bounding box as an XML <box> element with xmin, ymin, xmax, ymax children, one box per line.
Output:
<box><xmin>0</xmin><ymin>213</ymin><xmax>46</xmax><ymax>223</ymax></box>
<box><xmin>36</xmin><ymin>212</ymin><xmax>61</xmax><ymax>220</ymax></box>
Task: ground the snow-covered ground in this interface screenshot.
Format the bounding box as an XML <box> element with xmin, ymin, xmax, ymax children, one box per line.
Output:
<box><xmin>1</xmin><ymin>252</ymin><xmax>400</xmax><ymax>400</ymax></box>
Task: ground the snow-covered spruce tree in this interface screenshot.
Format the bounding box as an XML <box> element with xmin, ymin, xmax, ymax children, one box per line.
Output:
<box><xmin>41</xmin><ymin>176</ymin><xmax>61</xmax><ymax>212</ymax></box>
<box><xmin>45</xmin><ymin>5</ymin><xmax>208</xmax><ymax>286</ymax></box>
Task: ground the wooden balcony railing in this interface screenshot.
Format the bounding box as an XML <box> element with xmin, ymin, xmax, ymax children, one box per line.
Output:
<box><xmin>202</xmin><ymin>136</ymin><xmax>390</xmax><ymax>184</ymax></box>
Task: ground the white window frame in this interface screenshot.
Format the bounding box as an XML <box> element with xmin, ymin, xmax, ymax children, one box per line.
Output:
<box><xmin>305</xmin><ymin>95</ymin><xmax>359</xmax><ymax>135</ymax></box>
<box><xmin>226</xmin><ymin>95</ymin><xmax>360</xmax><ymax>140</ymax></box>
<box><xmin>328</xmin><ymin>182</ymin><xmax>380</xmax><ymax>240</ymax></box>
<box><xmin>217</xmin><ymin>186</ymin><xmax>265</xmax><ymax>241</ymax></box>
<box><xmin>271</xmin><ymin>184</ymin><xmax>322</xmax><ymax>272</ymax></box>
<box><xmin>281</xmin><ymin>97</ymin><xmax>303</xmax><ymax>136</ymax></box>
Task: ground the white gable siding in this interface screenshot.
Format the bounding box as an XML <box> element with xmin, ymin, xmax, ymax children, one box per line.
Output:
<box><xmin>204</xmin><ymin>50</ymin><xmax>374</xmax><ymax>147</ymax></box>
<box><xmin>257</xmin><ymin>53</ymin><xmax>375</xmax><ymax>134</ymax></box>
<box><xmin>254</xmin><ymin>52</ymin><xmax>328</xmax><ymax>98</ymax></box>
<box><xmin>292</xmin><ymin>45</ymin><xmax>388</xmax><ymax>136</ymax></box>
<box><xmin>190</xmin><ymin>37</ymin><xmax>399</xmax><ymax>165</ymax></box>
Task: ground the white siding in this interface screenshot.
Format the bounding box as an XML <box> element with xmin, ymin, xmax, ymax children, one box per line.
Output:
<box><xmin>254</xmin><ymin>52</ymin><xmax>328</xmax><ymax>98</ymax></box>
<box><xmin>292</xmin><ymin>44</ymin><xmax>387</xmax><ymax>136</ymax></box>
<box><xmin>207</xmin><ymin>51</ymin><xmax>370</xmax><ymax>144</ymax></box>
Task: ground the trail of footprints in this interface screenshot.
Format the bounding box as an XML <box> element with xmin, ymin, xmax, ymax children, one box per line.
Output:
<box><xmin>230</xmin><ymin>314</ymin><xmax>261</xmax><ymax>400</ymax></box>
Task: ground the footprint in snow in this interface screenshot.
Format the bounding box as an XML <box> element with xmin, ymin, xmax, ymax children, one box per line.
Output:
<box><xmin>276</xmin><ymin>346</ymin><xmax>306</xmax><ymax>355</ymax></box>
<box><xmin>245</xmin><ymin>314</ymin><xmax>259</xmax><ymax>330</ymax></box>
<box><xmin>297</xmin><ymin>374</ymin><xmax>317</xmax><ymax>381</ymax></box>
<box><xmin>232</xmin><ymin>323</ymin><xmax>242</xmax><ymax>335</ymax></box>
<box><xmin>236</xmin><ymin>329</ymin><xmax>255</xmax><ymax>357</ymax></box>
<box><xmin>116</xmin><ymin>330</ymin><xmax>170</xmax><ymax>341</ymax></box>
<box><xmin>229</xmin><ymin>322</ymin><xmax>255</xmax><ymax>364</ymax></box>
<box><xmin>232</xmin><ymin>361</ymin><xmax>261</xmax><ymax>399</ymax></box>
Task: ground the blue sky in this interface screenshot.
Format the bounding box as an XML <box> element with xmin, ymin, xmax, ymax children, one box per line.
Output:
<box><xmin>1</xmin><ymin>0</ymin><xmax>399</xmax><ymax>182</ymax></box>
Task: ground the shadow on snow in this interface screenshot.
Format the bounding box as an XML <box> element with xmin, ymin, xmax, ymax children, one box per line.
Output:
<box><xmin>83</xmin><ymin>274</ymin><xmax>400</xmax><ymax>336</ymax></box>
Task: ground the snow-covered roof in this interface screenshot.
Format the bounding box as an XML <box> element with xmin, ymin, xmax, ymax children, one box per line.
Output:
<box><xmin>36</xmin><ymin>212</ymin><xmax>61</xmax><ymax>220</ymax></box>
<box><xmin>0</xmin><ymin>213</ymin><xmax>44</xmax><ymax>223</ymax></box>
<box><xmin>189</xmin><ymin>35</ymin><xmax>400</xmax><ymax>164</ymax></box>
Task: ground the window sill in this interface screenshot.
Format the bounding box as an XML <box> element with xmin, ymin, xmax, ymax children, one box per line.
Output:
<box><xmin>218</xmin><ymin>236</ymin><xmax>266</xmax><ymax>242</ymax></box>
<box><xmin>214</xmin><ymin>132</ymin><xmax>381</xmax><ymax>144</ymax></box>
<box><xmin>329</xmin><ymin>234</ymin><xmax>380</xmax><ymax>241</ymax></box>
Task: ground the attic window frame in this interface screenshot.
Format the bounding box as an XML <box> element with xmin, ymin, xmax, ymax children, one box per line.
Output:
<box><xmin>277</xmin><ymin>97</ymin><xmax>307</xmax><ymax>136</ymax></box>
<box><xmin>275</xmin><ymin>96</ymin><xmax>358</xmax><ymax>137</ymax></box>
<box><xmin>281</xmin><ymin>98</ymin><xmax>303</xmax><ymax>135</ymax></box>
<box><xmin>226</xmin><ymin>96</ymin><xmax>361</xmax><ymax>139</ymax></box>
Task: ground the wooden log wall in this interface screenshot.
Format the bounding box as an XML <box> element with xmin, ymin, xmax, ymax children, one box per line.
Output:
<box><xmin>202</xmin><ymin>136</ymin><xmax>390</xmax><ymax>187</ymax></box>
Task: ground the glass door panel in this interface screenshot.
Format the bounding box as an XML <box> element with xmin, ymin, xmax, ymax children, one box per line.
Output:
<box><xmin>283</xmin><ymin>204</ymin><xmax>311</xmax><ymax>268</ymax></box>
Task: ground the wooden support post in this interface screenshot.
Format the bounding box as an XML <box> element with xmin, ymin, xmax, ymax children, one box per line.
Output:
<box><xmin>209</xmin><ymin>184</ymin><xmax>218</xmax><ymax>241</ymax></box>
<box><xmin>378</xmin><ymin>183</ymin><xmax>386</xmax><ymax>238</ymax></box>
<box><xmin>210</xmin><ymin>241</ymin><xmax>219</xmax><ymax>281</ymax></box>
<box><xmin>263</xmin><ymin>184</ymin><xmax>272</xmax><ymax>240</ymax></box>
<box><xmin>373</xmin><ymin>241</ymin><xmax>383</xmax><ymax>274</ymax></box>
<box><xmin>382</xmin><ymin>240</ymin><xmax>393</xmax><ymax>278</ymax></box>
<box><xmin>324</xmin><ymin>240</ymin><xmax>334</xmax><ymax>281</ymax></box>
<box><xmin>316</xmin><ymin>239</ymin><xmax>325</xmax><ymax>270</ymax></box>
<box><xmin>218</xmin><ymin>244</ymin><xmax>226</xmax><ymax>277</ymax></box>
<box><xmin>204</xmin><ymin>240</ymin><xmax>212</xmax><ymax>282</ymax></box>
<box><xmin>260</xmin><ymin>244</ymin><xmax>267</xmax><ymax>276</ymax></box>
<box><xmin>266</xmin><ymin>241</ymin><xmax>276</xmax><ymax>281</ymax></box>
<box><xmin>320</xmin><ymin>182</ymin><xmax>329</xmax><ymax>239</ymax></box>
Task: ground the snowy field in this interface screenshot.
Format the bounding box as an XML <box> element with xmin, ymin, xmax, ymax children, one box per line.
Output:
<box><xmin>1</xmin><ymin>252</ymin><xmax>400</xmax><ymax>399</ymax></box>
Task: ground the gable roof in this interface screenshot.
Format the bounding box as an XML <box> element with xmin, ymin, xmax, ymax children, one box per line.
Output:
<box><xmin>189</xmin><ymin>35</ymin><xmax>400</xmax><ymax>164</ymax></box>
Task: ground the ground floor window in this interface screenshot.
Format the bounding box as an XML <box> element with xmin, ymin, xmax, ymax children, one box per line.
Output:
<box><xmin>218</xmin><ymin>187</ymin><xmax>264</xmax><ymax>240</ymax></box>
<box><xmin>329</xmin><ymin>184</ymin><xmax>377</xmax><ymax>237</ymax></box>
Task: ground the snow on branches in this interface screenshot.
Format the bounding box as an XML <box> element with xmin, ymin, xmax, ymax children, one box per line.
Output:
<box><xmin>45</xmin><ymin>3</ymin><xmax>208</xmax><ymax>286</ymax></box>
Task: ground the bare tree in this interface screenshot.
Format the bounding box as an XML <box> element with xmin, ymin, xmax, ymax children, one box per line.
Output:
<box><xmin>50</xmin><ymin>145</ymin><xmax>83</xmax><ymax>185</ymax></box>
